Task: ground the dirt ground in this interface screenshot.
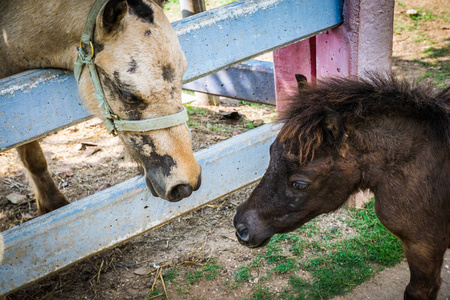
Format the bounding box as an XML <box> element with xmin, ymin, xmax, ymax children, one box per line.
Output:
<box><xmin>1</xmin><ymin>0</ymin><xmax>449</xmax><ymax>299</ymax></box>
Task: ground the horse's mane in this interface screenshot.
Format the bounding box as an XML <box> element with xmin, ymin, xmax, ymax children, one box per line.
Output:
<box><xmin>277</xmin><ymin>73</ymin><xmax>450</xmax><ymax>164</ymax></box>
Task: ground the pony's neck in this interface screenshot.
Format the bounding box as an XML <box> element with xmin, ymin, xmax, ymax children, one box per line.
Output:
<box><xmin>350</xmin><ymin>115</ymin><xmax>432</xmax><ymax>190</ymax></box>
<box><xmin>0</xmin><ymin>0</ymin><xmax>94</xmax><ymax>78</ymax></box>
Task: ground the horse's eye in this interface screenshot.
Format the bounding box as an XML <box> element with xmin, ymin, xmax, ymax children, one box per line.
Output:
<box><xmin>121</xmin><ymin>90</ymin><xmax>142</xmax><ymax>104</ymax></box>
<box><xmin>292</xmin><ymin>181</ymin><xmax>310</xmax><ymax>190</ymax></box>
<box><xmin>124</xmin><ymin>94</ymin><xmax>142</xmax><ymax>104</ymax></box>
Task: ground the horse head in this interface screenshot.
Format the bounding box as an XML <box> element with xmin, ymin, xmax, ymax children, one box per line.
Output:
<box><xmin>77</xmin><ymin>0</ymin><xmax>201</xmax><ymax>201</ymax></box>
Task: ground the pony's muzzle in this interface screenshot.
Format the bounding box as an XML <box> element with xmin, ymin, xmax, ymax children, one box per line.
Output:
<box><xmin>233</xmin><ymin>205</ymin><xmax>273</xmax><ymax>248</ymax></box>
<box><xmin>235</xmin><ymin>223</ymin><xmax>249</xmax><ymax>242</ymax></box>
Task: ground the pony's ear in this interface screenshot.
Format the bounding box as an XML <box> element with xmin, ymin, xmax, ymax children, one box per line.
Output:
<box><xmin>322</xmin><ymin>108</ymin><xmax>344</xmax><ymax>145</ymax></box>
<box><xmin>295</xmin><ymin>74</ymin><xmax>308</xmax><ymax>88</ymax></box>
<box><xmin>99</xmin><ymin>0</ymin><xmax>128</xmax><ymax>35</ymax></box>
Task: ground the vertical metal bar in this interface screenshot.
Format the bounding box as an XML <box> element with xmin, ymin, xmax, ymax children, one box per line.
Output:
<box><xmin>179</xmin><ymin>0</ymin><xmax>217</xmax><ymax>105</ymax></box>
<box><xmin>180</xmin><ymin>0</ymin><xmax>206</xmax><ymax>18</ymax></box>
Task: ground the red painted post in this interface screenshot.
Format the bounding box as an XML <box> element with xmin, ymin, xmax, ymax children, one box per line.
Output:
<box><xmin>315</xmin><ymin>0</ymin><xmax>395</xmax><ymax>79</ymax></box>
<box><xmin>274</xmin><ymin>0</ymin><xmax>395</xmax><ymax>110</ymax></box>
<box><xmin>273</xmin><ymin>38</ymin><xmax>316</xmax><ymax>114</ymax></box>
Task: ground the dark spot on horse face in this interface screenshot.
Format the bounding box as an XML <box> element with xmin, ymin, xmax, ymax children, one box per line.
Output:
<box><xmin>97</xmin><ymin>68</ymin><xmax>147</xmax><ymax>120</ymax></box>
<box><xmin>170</xmin><ymin>86</ymin><xmax>176</xmax><ymax>98</ymax></box>
<box><xmin>97</xmin><ymin>67</ymin><xmax>122</xmax><ymax>101</ymax></box>
<box><xmin>145</xmin><ymin>30</ymin><xmax>151</xmax><ymax>36</ymax></box>
<box><xmin>127</xmin><ymin>0</ymin><xmax>155</xmax><ymax>24</ymax></box>
<box><xmin>93</xmin><ymin>42</ymin><xmax>104</xmax><ymax>54</ymax></box>
<box><xmin>162</xmin><ymin>64</ymin><xmax>175</xmax><ymax>83</ymax></box>
<box><xmin>127</xmin><ymin>59</ymin><xmax>138</xmax><ymax>74</ymax></box>
<box><xmin>127</xmin><ymin>135</ymin><xmax>176</xmax><ymax>196</ymax></box>
<box><xmin>128</xmin><ymin>135</ymin><xmax>175</xmax><ymax>176</ymax></box>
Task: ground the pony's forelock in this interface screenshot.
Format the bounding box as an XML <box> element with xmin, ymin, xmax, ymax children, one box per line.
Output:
<box><xmin>276</xmin><ymin>73</ymin><xmax>450</xmax><ymax>163</ymax></box>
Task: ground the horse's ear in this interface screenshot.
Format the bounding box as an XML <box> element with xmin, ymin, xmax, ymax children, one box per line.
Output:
<box><xmin>99</xmin><ymin>0</ymin><xmax>128</xmax><ymax>34</ymax></box>
<box><xmin>152</xmin><ymin>0</ymin><xmax>167</xmax><ymax>8</ymax></box>
<box><xmin>295</xmin><ymin>74</ymin><xmax>308</xmax><ymax>88</ymax></box>
<box><xmin>322</xmin><ymin>108</ymin><xmax>344</xmax><ymax>145</ymax></box>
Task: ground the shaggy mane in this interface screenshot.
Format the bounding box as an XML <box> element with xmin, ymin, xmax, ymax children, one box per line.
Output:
<box><xmin>277</xmin><ymin>73</ymin><xmax>450</xmax><ymax>164</ymax></box>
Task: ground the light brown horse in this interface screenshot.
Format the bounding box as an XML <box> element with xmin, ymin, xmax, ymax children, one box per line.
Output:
<box><xmin>234</xmin><ymin>74</ymin><xmax>450</xmax><ymax>299</ymax></box>
<box><xmin>0</xmin><ymin>0</ymin><xmax>202</xmax><ymax>214</ymax></box>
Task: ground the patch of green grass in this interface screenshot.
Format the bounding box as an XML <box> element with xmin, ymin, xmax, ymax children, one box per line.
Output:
<box><xmin>215</xmin><ymin>0</ymin><xmax>236</xmax><ymax>6</ymax></box>
<box><xmin>187</xmin><ymin>120</ymin><xmax>200</xmax><ymax>127</ymax></box>
<box><xmin>185</xmin><ymin>258</ymin><xmax>223</xmax><ymax>285</ymax></box>
<box><xmin>412</xmin><ymin>57</ymin><xmax>450</xmax><ymax>88</ymax></box>
<box><xmin>252</xmin><ymin>286</ymin><xmax>275</xmax><ymax>300</ymax></box>
<box><xmin>393</xmin><ymin>24</ymin><xmax>418</xmax><ymax>31</ymax></box>
<box><xmin>253</xmin><ymin>200</ymin><xmax>403</xmax><ymax>299</ymax></box>
<box><xmin>234</xmin><ymin>265</ymin><xmax>253</xmax><ymax>282</ymax></box>
<box><xmin>413</xmin><ymin>34</ymin><xmax>427</xmax><ymax>43</ymax></box>
<box><xmin>239</xmin><ymin>100</ymin><xmax>273</xmax><ymax>109</ymax></box>
<box><xmin>146</xmin><ymin>286</ymin><xmax>164</xmax><ymax>299</ymax></box>
<box><xmin>206</xmin><ymin>123</ymin><xmax>232</xmax><ymax>132</ymax></box>
<box><xmin>423</xmin><ymin>44</ymin><xmax>450</xmax><ymax>59</ymax></box>
<box><xmin>186</xmin><ymin>105</ymin><xmax>208</xmax><ymax>114</ymax></box>
<box><xmin>182</xmin><ymin>89</ymin><xmax>195</xmax><ymax>95</ymax></box>
<box><xmin>420</xmin><ymin>68</ymin><xmax>449</xmax><ymax>88</ymax></box>
<box><xmin>145</xmin><ymin>201</ymin><xmax>404</xmax><ymax>299</ymax></box>
<box><xmin>246</xmin><ymin>121</ymin><xmax>255</xmax><ymax>129</ymax></box>
<box><xmin>163</xmin><ymin>268</ymin><xmax>179</xmax><ymax>283</ymax></box>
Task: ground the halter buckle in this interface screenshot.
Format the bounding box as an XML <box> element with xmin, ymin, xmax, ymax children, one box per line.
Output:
<box><xmin>79</xmin><ymin>41</ymin><xmax>95</xmax><ymax>59</ymax></box>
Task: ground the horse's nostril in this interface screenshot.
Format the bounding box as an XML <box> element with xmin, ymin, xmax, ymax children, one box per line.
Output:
<box><xmin>168</xmin><ymin>184</ymin><xmax>192</xmax><ymax>202</ymax></box>
<box><xmin>194</xmin><ymin>174</ymin><xmax>202</xmax><ymax>191</ymax></box>
<box><xmin>236</xmin><ymin>224</ymin><xmax>249</xmax><ymax>242</ymax></box>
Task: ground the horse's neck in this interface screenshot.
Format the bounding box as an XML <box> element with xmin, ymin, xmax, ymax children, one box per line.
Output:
<box><xmin>0</xmin><ymin>0</ymin><xmax>93</xmax><ymax>79</ymax></box>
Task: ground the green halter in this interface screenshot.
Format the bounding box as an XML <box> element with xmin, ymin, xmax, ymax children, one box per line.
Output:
<box><xmin>74</xmin><ymin>0</ymin><xmax>188</xmax><ymax>135</ymax></box>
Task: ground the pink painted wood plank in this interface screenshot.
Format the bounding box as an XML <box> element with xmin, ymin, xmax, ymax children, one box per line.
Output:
<box><xmin>316</xmin><ymin>0</ymin><xmax>395</xmax><ymax>79</ymax></box>
<box><xmin>273</xmin><ymin>38</ymin><xmax>314</xmax><ymax>114</ymax></box>
<box><xmin>273</xmin><ymin>0</ymin><xmax>394</xmax><ymax>113</ymax></box>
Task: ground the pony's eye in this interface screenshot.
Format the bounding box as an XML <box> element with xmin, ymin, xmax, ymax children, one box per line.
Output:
<box><xmin>292</xmin><ymin>181</ymin><xmax>310</xmax><ymax>190</ymax></box>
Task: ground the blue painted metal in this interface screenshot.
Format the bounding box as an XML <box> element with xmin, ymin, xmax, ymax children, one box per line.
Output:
<box><xmin>182</xmin><ymin>60</ymin><xmax>275</xmax><ymax>105</ymax></box>
<box><xmin>0</xmin><ymin>0</ymin><xmax>342</xmax><ymax>151</ymax></box>
<box><xmin>174</xmin><ymin>0</ymin><xmax>343</xmax><ymax>82</ymax></box>
<box><xmin>0</xmin><ymin>124</ymin><xmax>280</xmax><ymax>295</ymax></box>
<box><xmin>0</xmin><ymin>70</ymin><xmax>92</xmax><ymax>151</ymax></box>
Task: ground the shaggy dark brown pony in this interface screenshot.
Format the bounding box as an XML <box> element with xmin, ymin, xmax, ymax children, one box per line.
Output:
<box><xmin>234</xmin><ymin>74</ymin><xmax>450</xmax><ymax>300</ymax></box>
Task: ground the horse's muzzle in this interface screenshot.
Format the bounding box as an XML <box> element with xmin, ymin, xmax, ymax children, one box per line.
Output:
<box><xmin>145</xmin><ymin>172</ymin><xmax>201</xmax><ymax>202</ymax></box>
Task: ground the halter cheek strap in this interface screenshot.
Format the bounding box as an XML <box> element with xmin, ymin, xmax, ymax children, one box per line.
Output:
<box><xmin>74</xmin><ymin>0</ymin><xmax>188</xmax><ymax>135</ymax></box>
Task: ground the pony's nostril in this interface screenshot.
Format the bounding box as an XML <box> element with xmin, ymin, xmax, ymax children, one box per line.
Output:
<box><xmin>168</xmin><ymin>184</ymin><xmax>192</xmax><ymax>202</ymax></box>
<box><xmin>236</xmin><ymin>224</ymin><xmax>249</xmax><ymax>242</ymax></box>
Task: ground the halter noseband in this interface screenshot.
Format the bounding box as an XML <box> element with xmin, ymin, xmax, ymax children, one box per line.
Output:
<box><xmin>74</xmin><ymin>0</ymin><xmax>188</xmax><ymax>136</ymax></box>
